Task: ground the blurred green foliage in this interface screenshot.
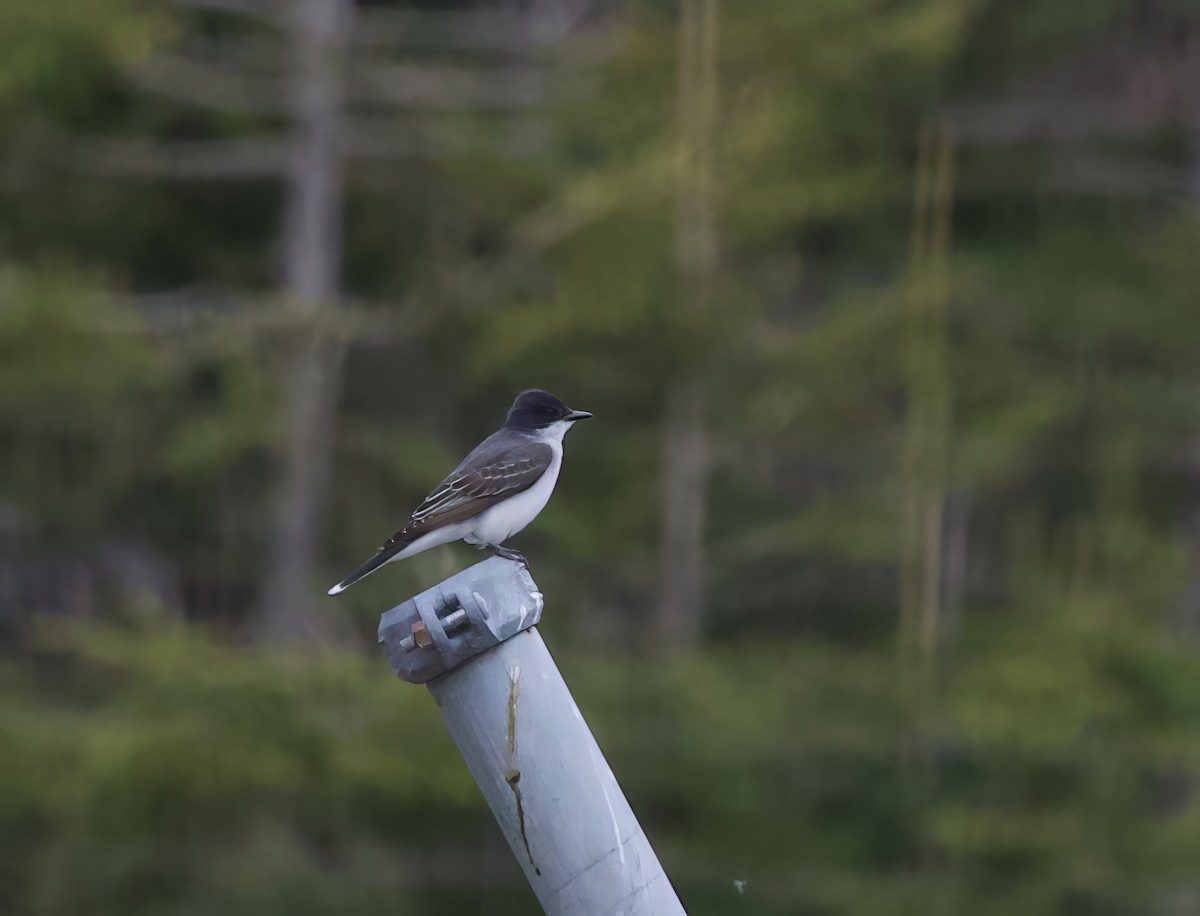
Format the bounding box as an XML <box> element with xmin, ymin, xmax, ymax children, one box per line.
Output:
<box><xmin>2</xmin><ymin>0</ymin><xmax>1200</xmax><ymax>913</ymax></box>
<box><xmin>3</xmin><ymin>605</ymin><xmax>1198</xmax><ymax>914</ymax></box>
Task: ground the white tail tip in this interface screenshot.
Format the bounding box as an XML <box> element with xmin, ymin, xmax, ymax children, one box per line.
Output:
<box><xmin>327</xmin><ymin>583</ymin><xmax>345</xmax><ymax>596</ymax></box>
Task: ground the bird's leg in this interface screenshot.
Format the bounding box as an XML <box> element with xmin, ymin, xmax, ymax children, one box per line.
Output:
<box><xmin>492</xmin><ymin>545</ymin><xmax>528</xmax><ymax>568</ymax></box>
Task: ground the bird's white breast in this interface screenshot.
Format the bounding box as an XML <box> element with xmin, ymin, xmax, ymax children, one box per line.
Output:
<box><xmin>467</xmin><ymin>425</ymin><xmax>566</xmax><ymax>545</ymax></box>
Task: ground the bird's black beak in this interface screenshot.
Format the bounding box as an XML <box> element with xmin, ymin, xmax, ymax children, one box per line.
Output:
<box><xmin>565</xmin><ymin>409</ymin><xmax>593</xmax><ymax>422</ymax></box>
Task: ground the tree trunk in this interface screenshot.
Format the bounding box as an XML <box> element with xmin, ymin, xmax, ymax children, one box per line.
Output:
<box><xmin>656</xmin><ymin>378</ymin><xmax>709</xmax><ymax>646</ymax></box>
<box><xmin>655</xmin><ymin>0</ymin><xmax>719</xmax><ymax>649</ymax></box>
<box><xmin>898</xmin><ymin>123</ymin><xmax>955</xmax><ymax>698</ymax></box>
<box><xmin>255</xmin><ymin>0</ymin><xmax>353</xmax><ymax>644</ymax></box>
<box><xmin>1175</xmin><ymin>78</ymin><xmax>1200</xmax><ymax>637</ymax></box>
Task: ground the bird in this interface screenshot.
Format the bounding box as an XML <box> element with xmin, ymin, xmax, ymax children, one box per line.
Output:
<box><xmin>327</xmin><ymin>389</ymin><xmax>592</xmax><ymax>595</ymax></box>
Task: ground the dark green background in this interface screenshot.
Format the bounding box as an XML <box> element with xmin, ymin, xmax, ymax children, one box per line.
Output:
<box><xmin>2</xmin><ymin>1</ymin><xmax>1200</xmax><ymax>913</ymax></box>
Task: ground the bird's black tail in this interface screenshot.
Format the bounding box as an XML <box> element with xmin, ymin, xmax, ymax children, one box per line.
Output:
<box><xmin>327</xmin><ymin>548</ymin><xmax>396</xmax><ymax>596</ymax></box>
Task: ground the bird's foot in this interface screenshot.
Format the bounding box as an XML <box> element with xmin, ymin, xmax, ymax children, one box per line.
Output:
<box><xmin>492</xmin><ymin>545</ymin><xmax>528</xmax><ymax>568</ymax></box>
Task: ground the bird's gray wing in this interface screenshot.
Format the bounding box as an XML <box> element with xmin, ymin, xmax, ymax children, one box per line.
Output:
<box><xmin>383</xmin><ymin>436</ymin><xmax>553</xmax><ymax>549</ymax></box>
<box><xmin>328</xmin><ymin>435</ymin><xmax>552</xmax><ymax>594</ymax></box>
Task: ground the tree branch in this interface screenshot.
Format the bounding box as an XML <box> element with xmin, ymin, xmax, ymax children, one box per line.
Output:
<box><xmin>130</xmin><ymin>52</ymin><xmax>288</xmax><ymax>114</ymax></box>
<box><xmin>348</xmin><ymin>60</ymin><xmax>545</xmax><ymax>110</ymax></box>
<box><xmin>76</xmin><ymin>139</ymin><xmax>287</xmax><ymax>178</ymax></box>
<box><xmin>172</xmin><ymin>0</ymin><xmax>290</xmax><ymax>30</ymax></box>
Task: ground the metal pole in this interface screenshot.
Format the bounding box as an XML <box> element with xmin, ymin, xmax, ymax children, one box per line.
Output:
<box><xmin>378</xmin><ymin>557</ymin><xmax>686</xmax><ymax>916</ymax></box>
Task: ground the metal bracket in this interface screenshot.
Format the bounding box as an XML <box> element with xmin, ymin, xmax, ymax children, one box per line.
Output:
<box><xmin>377</xmin><ymin>556</ymin><xmax>545</xmax><ymax>684</ymax></box>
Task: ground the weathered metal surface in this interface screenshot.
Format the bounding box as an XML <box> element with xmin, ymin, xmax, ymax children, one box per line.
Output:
<box><xmin>376</xmin><ymin>558</ymin><xmax>686</xmax><ymax>914</ymax></box>
<box><xmin>427</xmin><ymin>629</ymin><xmax>686</xmax><ymax>915</ymax></box>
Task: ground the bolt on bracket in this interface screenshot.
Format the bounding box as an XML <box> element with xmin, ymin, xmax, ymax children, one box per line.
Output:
<box><xmin>377</xmin><ymin>556</ymin><xmax>545</xmax><ymax>684</ymax></box>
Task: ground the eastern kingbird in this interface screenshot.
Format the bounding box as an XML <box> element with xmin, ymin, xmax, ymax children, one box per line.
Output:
<box><xmin>327</xmin><ymin>389</ymin><xmax>592</xmax><ymax>595</ymax></box>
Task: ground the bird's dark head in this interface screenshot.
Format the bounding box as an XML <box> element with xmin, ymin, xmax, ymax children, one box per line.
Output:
<box><xmin>504</xmin><ymin>389</ymin><xmax>593</xmax><ymax>431</ymax></box>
